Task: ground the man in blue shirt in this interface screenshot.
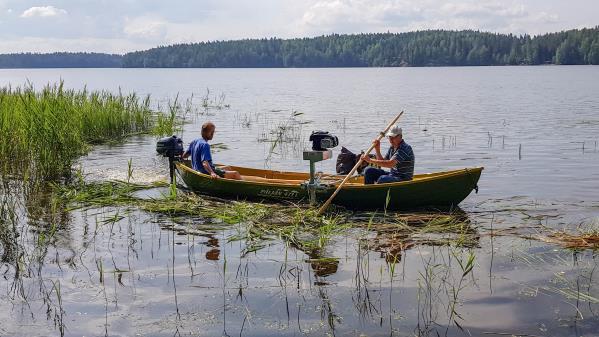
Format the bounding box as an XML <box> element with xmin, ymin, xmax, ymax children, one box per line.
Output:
<box><xmin>182</xmin><ymin>122</ymin><xmax>242</xmax><ymax>180</ymax></box>
<box><xmin>361</xmin><ymin>125</ymin><xmax>414</xmax><ymax>184</ymax></box>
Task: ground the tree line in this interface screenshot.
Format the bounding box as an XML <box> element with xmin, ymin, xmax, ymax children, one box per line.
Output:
<box><xmin>122</xmin><ymin>28</ymin><xmax>599</xmax><ymax>67</ymax></box>
<box><xmin>0</xmin><ymin>52</ymin><xmax>122</xmax><ymax>68</ymax></box>
<box><xmin>1</xmin><ymin>28</ymin><xmax>598</xmax><ymax>68</ymax></box>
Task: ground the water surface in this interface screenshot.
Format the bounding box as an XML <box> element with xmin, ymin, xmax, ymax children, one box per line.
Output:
<box><xmin>1</xmin><ymin>66</ymin><xmax>598</xmax><ymax>336</ymax></box>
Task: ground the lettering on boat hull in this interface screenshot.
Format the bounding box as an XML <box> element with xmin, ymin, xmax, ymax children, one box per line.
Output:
<box><xmin>257</xmin><ymin>189</ymin><xmax>300</xmax><ymax>199</ymax></box>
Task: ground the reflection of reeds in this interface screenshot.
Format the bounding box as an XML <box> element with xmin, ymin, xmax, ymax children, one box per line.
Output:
<box><xmin>13</xmin><ymin>169</ymin><xmax>599</xmax><ymax>335</ymax></box>
<box><xmin>0</xmin><ymin>179</ymin><xmax>72</xmax><ymax>336</ymax></box>
<box><xmin>513</xmin><ymin>245</ymin><xmax>599</xmax><ymax>320</ymax></box>
<box><xmin>413</xmin><ymin>245</ymin><xmax>478</xmax><ymax>335</ymax></box>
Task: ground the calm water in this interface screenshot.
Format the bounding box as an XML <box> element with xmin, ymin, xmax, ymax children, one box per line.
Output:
<box><xmin>1</xmin><ymin>67</ymin><xmax>599</xmax><ymax>336</ymax></box>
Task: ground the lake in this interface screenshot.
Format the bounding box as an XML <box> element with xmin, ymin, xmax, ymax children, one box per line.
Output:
<box><xmin>1</xmin><ymin>66</ymin><xmax>598</xmax><ymax>336</ymax></box>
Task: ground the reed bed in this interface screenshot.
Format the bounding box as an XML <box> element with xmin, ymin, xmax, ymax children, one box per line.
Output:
<box><xmin>0</xmin><ymin>82</ymin><xmax>155</xmax><ymax>180</ymax></box>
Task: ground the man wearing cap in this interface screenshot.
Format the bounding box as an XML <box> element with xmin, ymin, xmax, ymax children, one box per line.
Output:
<box><xmin>182</xmin><ymin>122</ymin><xmax>242</xmax><ymax>180</ymax></box>
<box><xmin>361</xmin><ymin>125</ymin><xmax>414</xmax><ymax>184</ymax></box>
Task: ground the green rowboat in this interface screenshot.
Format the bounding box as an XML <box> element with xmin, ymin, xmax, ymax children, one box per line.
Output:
<box><xmin>176</xmin><ymin>161</ymin><xmax>483</xmax><ymax>211</ymax></box>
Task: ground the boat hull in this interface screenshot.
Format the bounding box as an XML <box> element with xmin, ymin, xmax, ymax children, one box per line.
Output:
<box><xmin>176</xmin><ymin>162</ymin><xmax>482</xmax><ymax>211</ymax></box>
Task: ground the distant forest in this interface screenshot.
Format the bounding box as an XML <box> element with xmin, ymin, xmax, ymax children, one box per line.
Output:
<box><xmin>122</xmin><ymin>28</ymin><xmax>599</xmax><ymax>67</ymax></box>
<box><xmin>1</xmin><ymin>28</ymin><xmax>598</xmax><ymax>68</ymax></box>
<box><xmin>0</xmin><ymin>52</ymin><xmax>122</xmax><ymax>68</ymax></box>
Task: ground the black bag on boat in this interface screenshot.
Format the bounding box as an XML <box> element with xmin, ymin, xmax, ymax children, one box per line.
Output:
<box><xmin>336</xmin><ymin>147</ymin><xmax>357</xmax><ymax>174</ymax></box>
<box><xmin>336</xmin><ymin>147</ymin><xmax>376</xmax><ymax>175</ymax></box>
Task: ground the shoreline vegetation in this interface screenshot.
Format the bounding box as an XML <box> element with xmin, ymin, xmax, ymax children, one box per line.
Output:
<box><xmin>1</xmin><ymin>27</ymin><xmax>598</xmax><ymax>68</ymax></box>
<box><xmin>0</xmin><ymin>82</ymin><xmax>174</xmax><ymax>181</ymax></box>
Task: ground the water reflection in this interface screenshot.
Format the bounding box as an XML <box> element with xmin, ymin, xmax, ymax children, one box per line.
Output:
<box><xmin>1</xmin><ymin>170</ymin><xmax>598</xmax><ymax>337</ymax></box>
<box><xmin>204</xmin><ymin>234</ymin><xmax>221</xmax><ymax>261</ymax></box>
<box><xmin>1</xmin><ymin>191</ymin><xmax>599</xmax><ymax>336</ymax></box>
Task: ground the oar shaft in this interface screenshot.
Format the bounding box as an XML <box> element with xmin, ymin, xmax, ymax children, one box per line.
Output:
<box><xmin>317</xmin><ymin>111</ymin><xmax>404</xmax><ymax>216</ymax></box>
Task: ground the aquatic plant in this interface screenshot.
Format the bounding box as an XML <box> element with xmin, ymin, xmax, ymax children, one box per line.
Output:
<box><xmin>259</xmin><ymin>110</ymin><xmax>311</xmax><ymax>164</ymax></box>
<box><xmin>152</xmin><ymin>93</ymin><xmax>195</xmax><ymax>137</ymax></box>
<box><xmin>201</xmin><ymin>88</ymin><xmax>230</xmax><ymax>111</ymax></box>
<box><xmin>0</xmin><ymin>82</ymin><xmax>159</xmax><ymax>180</ymax></box>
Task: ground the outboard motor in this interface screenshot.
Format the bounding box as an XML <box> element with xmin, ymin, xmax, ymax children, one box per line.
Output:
<box><xmin>303</xmin><ymin>131</ymin><xmax>338</xmax><ymax>205</ymax></box>
<box><xmin>156</xmin><ymin>135</ymin><xmax>184</xmax><ymax>184</ymax></box>
<box><xmin>309</xmin><ymin>131</ymin><xmax>339</xmax><ymax>151</ymax></box>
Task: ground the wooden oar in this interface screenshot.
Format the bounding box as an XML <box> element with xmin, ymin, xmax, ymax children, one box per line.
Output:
<box><xmin>317</xmin><ymin>111</ymin><xmax>404</xmax><ymax>216</ymax></box>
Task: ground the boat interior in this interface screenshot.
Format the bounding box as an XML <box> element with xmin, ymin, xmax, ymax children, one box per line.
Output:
<box><xmin>178</xmin><ymin>161</ymin><xmax>483</xmax><ymax>187</ymax></box>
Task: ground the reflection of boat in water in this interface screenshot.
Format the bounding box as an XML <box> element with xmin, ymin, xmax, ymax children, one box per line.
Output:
<box><xmin>176</xmin><ymin>161</ymin><xmax>483</xmax><ymax>211</ymax></box>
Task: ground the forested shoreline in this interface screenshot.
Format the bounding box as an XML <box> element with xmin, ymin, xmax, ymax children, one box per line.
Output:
<box><xmin>0</xmin><ymin>52</ymin><xmax>122</xmax><ymax>68</ymax></box>
<box><xmin>2</xmin><ymin>28</ymin><xmax>598</xmax><ymax>68</ymax></box>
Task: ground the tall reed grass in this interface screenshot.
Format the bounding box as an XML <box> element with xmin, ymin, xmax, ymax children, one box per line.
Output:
<box><xmin>0</xmin><ymin>82</ymin><xmax>154</xmax><ymax>180</ymax></box>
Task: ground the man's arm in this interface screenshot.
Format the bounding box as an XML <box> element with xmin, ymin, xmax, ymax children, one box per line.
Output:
<box><xmin>360</xmin><ymin>139</ymin><xmax>393</xmax><ymax>167</ymax></box>
<box><xmin>362</xmin><ymin>157</ymin><xmax>398</xmax><ymax>169</ymax></box>
<box><xmin>373</xmin><ymin>139</ymin><xmax>384</xmax><ymax>160</ymax></box>
<box><xmin>182</xmin><ymin>140</ymin><xmax>194</xmax><ymax>159</ymax></box>
<box><xmin>202</xmin><ymin>160</ymin><xmax>219</xmax><ymax>179</ymax></box>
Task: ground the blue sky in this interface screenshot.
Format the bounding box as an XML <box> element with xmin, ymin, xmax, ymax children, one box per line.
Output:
<box><xmin>0</xmin><ymin>0</ymin><xmax>597</xmax><ymax>53</ymax></box>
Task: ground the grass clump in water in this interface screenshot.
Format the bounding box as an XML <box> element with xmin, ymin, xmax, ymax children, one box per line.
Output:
<box><xmin>0</xmin><ymin>82</ymin><xmax>155</xmax><ymax>180</ymax></box>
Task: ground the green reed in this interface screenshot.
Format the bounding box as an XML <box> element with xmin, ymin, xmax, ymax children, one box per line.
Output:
<box><xmin>0</xmin><ymin>82</ymin><xmax>154</xmax><ymax>180</ymax></box>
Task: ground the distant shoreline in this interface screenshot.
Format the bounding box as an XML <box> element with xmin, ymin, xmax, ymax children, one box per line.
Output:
<box><xmin>2</xmin><ymin>28</ymin><xmax>598</xmax><ymax>68</ymax></box>
<box><xmin>2</xmin><ymin>64</ymin><xmax>596</xmax><ymax>70</ymax></box>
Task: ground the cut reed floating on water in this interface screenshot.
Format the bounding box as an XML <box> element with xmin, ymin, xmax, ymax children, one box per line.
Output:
<box><xmin>544</xmin><ymin>231</ymin><xmax>599</xmax><ymax>249</ymax></box>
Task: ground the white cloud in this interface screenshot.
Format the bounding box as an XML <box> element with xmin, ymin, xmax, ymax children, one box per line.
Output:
<box><xmin>440</xmin><ymin>2</ymin><xmax>527</xmax><ymax>18</ymax></box>
<box><xmin>299</xmin><ymin>0</ymin><xmax>424</xmax><ymax>33</ymax></box>
<box><xmin>21</xmin><ymin>5</ymin><xmax>67</xmax><ymax>18</ymax></box>
<box><xmin>533</xmin><ymin>12</ymin><xmax>559</xmax><ymax>24</ymax></box>
<box><xmin>123</xmin><ymin>16</ymin><xmax>168</xmax><ymax>41</ymax></box>
<box><xmin>296</xmin><ymin>0</ymin><xmax>567</xmax><ymax>36</ymax></box>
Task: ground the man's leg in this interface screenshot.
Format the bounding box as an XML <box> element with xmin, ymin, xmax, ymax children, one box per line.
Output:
<box><xmin>224</xmin><ymin>170</ymin><xmax>242</xmax><ymax>180</ymax></box>
<box><xmin>364</xmin><ymin>167</ymin><xmax>387</xmax><ymax>184</ymax></box>
<box><xmin>376</xmin><ymin>174</ymin><xmax>402</xmax><ymax>184</ymax></box>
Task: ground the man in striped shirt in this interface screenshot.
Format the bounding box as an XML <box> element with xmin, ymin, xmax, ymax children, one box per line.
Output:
<box><xmin>361</xmin><ymin>125</ymin><xmax>415</xmax><ymax>184</ymax></box>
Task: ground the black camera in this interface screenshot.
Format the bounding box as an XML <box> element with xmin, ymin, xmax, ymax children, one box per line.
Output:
<box><xmin>309</xmin><ymin>131</ymin><xmax>339</xmax><ymax>151</ymax></box>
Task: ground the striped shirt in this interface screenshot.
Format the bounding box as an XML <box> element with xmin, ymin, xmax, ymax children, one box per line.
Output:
<box><xmin>384</xmin><ymin>140</ymin><xmax>415</xmax><ymax>180</ymax></box>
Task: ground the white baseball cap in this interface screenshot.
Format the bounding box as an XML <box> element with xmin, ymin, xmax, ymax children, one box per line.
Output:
<box><xmin>386</xmin><ymin>125</ymin><xmax>403</xmax><ymax>137</ymax></box>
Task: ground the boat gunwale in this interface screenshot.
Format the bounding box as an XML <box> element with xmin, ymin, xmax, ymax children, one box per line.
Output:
<box><xmin>176</xmin><ymin>162</ymin><xmax>484</xmax><ymax>189</ymax></box>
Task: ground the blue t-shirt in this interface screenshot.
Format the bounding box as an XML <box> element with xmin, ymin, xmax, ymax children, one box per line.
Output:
<box><xmin>187</xmin><ymin>138</ymin><xmax>213</xmax><ymax>174</ymax></box>
<box><xmin>384</xmin><ymin>140</ymin><xmax>415</xmax><ymax>180</ymax></box>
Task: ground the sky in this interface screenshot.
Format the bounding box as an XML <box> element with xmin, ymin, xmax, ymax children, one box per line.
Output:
<box><xmin>0</xmin><ymin>0</ymin><xmax>597</xmax><ymax>54</ymax></box>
